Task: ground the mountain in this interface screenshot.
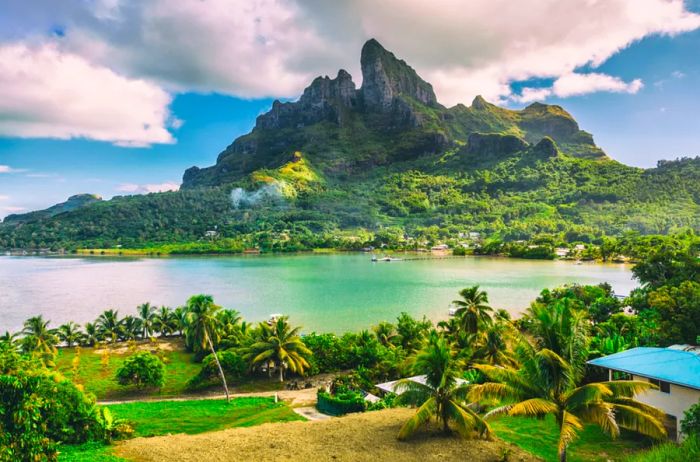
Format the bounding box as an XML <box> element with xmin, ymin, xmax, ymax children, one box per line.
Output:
<box><xmin>1</xmin><ymin>40</ymin><xmax>698</xmax><ymax>251</ymax></box>
<box><xmin>3</xmin><ymin>194</ymin><xmax>102</xmax><ymax>226</ymax></box>
<box><xmin>182</xmin><ymin>39</ymin><xmax>604</xmax><ymax>189</ymax></box>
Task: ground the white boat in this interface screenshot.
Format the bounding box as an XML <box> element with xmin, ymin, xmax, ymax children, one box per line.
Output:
<box><xmin>372</xmin><ymin>255</ymin><xmax>402</xmax><ymax>262</ymax></box>
<box><xmin>448</xmin><ymin>307</ymin><xmax>459</xmax><ymax>317</ymax></box>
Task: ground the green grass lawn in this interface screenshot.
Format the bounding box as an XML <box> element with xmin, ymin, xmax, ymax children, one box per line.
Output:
<box><xmin>107</xmin><ymin>396</ymin><xmax>304</xmax><ymax>437</ymax></box>
<box><xmin>491</xmin><ymin>415</ymin><xmax>651</xmax><ymax>462</ymax></box>
<box><xmin>55</xmin><ymin>339</ymin><xmax>202</xmax><ymax>400</ymax></box>
<box><xmin>59</xmin><ymin>396</ymin><xmax>305</xmax><ymax>461</ymax></box>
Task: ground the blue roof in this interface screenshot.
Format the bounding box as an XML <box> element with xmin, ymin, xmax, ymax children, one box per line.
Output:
<box><xmin>588</xmin><ymin>347</ymin><xmax>700</xmax><ymax>390</ymax></box>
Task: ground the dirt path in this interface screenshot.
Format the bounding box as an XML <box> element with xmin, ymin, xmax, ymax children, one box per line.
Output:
<box><xmin>115</xmin><ymin>408</ymin><xmax>540</xmax><ymax>462</ymax></box>
<box><xmin>99</xmin><ymin>386</ymin><xmax>319</xmax><ymax>407</ymax></box>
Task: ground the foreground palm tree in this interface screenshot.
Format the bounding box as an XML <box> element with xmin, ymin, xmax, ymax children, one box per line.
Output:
<box><xmin>185</xmin><ymin>294</ymin><xmax>229</xmax><ymax>401</ymax></box>
<box><xmin>97</xmin><ymin>309</ymin><xmax>122</xmax><ymax>343</ymax></box>
<box><xmin>397</xmin><ymin>332</ymin><xmax>489</xmax><ymax>440</ymax></box>
<box><xmin>453</xmin><ymin>286</ymin><xmax>493</xmax><ymax>335</ymax></box>
<box><xmin>21</xmin><ymin>315</ymin><xmax>58</xmax><ymax>362</ymax></box>
<box><xmin>57</xmin><ymin>321</ymin><xmax>82</xmax><ymax>347</ymax></box>
<box><xmin>243</xmin><ymin>316</ymin><xmax>312</xmax><ymax>383</ymax></box>
<box><xmin>470</xmin><ymin>342</ymin><xmax>666</xmax><ymax>462</ymax></box>
<box><xmin>137</xmin><ymin>302</ymin><xmax>156</xmax><ymax>339</ymax></box>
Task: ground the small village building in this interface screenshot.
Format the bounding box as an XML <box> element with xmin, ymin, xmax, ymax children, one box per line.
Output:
<box><xmin>555</xmin><ymin>247</ymin><xmax>570</xmax><ymax>257</ymax></box>
<box><xmin>375</xmin><ymin>375</ymin><xmax>468</xmax><ymax>396</ymax></box>
<box><xmin>588</xmin><ymin>345</ymin><xmax>700</xmax><ymax>440</ymax></box>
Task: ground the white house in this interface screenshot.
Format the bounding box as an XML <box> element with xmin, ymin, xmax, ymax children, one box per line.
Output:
<box><xmin>588</xmin><ymin>345</ymin><xmax>700</xmax><ymax>440</ymax></box>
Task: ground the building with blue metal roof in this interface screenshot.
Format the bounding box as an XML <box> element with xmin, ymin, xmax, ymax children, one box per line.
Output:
<box><xmin>588</xmin><ymin>346</ymin><xmax>700</xmax><ymax>440</ymax></box>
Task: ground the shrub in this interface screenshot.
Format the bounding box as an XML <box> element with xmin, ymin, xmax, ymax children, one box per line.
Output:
<box><xmin>682</xmin><ymin>400</ymin><xmax>700</xmax><ymax>436</ymax></box>
<box><xmin>316</xmin><ymin>389</ymin><xmax>366</xmax><ymax>416</ymax></box>
<box><xmin>115</xmin><ymin>352</ymin><xmax>165</xmax><ymax>389</ymax></box>
<box><xmin>187</xmin><ymin>350</ymin><xmax>247</xmax><ymax>390</ymax></box>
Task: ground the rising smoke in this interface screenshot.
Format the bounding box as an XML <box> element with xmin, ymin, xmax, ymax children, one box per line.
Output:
<box><xmin>231</xmin><ymin>182</ymin><xmax>286</xmax><ymax>209</ymax></box>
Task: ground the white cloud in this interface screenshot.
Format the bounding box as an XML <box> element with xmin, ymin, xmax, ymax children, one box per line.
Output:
<box><xmin>0</xmin><ymin>42</ymin><xmax>175</xmax><ymax>146</ymax></box>
<box><xmin>117</xmin><ymin>182</ymin><xmax>180</xmax><ymax>194</ymax></box>
<box><xmin>0</xmin><ymin>195</ymin><xmax>9</xmax><ymax>201</ymax></box>
<box><xmin>516</xmin><ymin>73</ymin><xmax>643</xmax><ymax>102</ymax></box>
<box><xmin>0</xmin><ymin>165</ymin><xmax>14</xmax><ymax>173</ymax></box>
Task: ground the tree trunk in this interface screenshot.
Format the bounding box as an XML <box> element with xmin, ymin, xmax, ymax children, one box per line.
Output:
<box><xmin>204</xmin><ymin>327</ymin><xmax>230</xmax><ymax>403</ymax></box>
<box><xmin>278</xmin><ymin>362</ymin><xmax>284</xmax><ymax>382</ymax></box>
<box><xmin>559</xmin><ymin>447</ymin><xmax>567</xmax><ymax>462</ymax></box>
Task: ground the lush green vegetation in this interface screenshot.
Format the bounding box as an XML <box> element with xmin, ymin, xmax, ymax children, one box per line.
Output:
<box><xmin>106</xmin><ymin>397</ymin><xmax>303</xmax><ymax>437</ymax></box>
<box><xmin>625</xmin><ymin>435</ymin><xmax>700</xmax><ymax>462</ymax></box>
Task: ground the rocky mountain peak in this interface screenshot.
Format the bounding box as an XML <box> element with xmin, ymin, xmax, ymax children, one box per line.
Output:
<box><xmin>360</xmin><ymin>38</ymin><xmax>437</xmax><ymax>110</ymax></box>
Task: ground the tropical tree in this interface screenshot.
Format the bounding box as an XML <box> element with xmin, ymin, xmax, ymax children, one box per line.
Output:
<box><xmin>57</xmin><ymin>322</ymin><xmax>82</xmax><ymax>348</ymax></box>
<box><xmin>473</xmin><ymin>321</ymin><xmax>515</xmax><ymax>367</ymax></box>
<box><xmin>137</xmin><ymin>302</ymin><xmax>156</xmax><ymax>339</ymax></box>
<box><xmin>453</xmin><ymin>286</ymin><xmax>493</xmax><ymax>335</ymax></box>
<box><xmin>97</xmin><ymin>309</ymin><xmax>122</xmax><ymax>343</ymax></box>
<box><xmin>120</xmin><ymin>316</ymin><xmax>142</xmax><ymax>341</ymax></box>
<box><xmin>470</xmin><ymin>341</ymin><xmax>666</xmax><ymax>462</ymax></box>
<box><xmin>396</xmin><ymin>331</ymin><xmax>489</xmax><ymax>440</ymax></box>
<box><xmin>153</xmin><ymin>306</ymin><xmax>177</xmax><ymax>337</ymax></box>
<box><xmin>173</xmin><ymin>306</ymin><xmax>188</xmax><ymax>337</ymax></box>
<box><xmin>21</xmin><ymin>315</ymin><xmax>58</xmax><ymax>361</ymax></box>
<box><xmin>242</xmin><ymin>316</ymin><xmax>312</xmax><ymax>382</ymax></box>
<box><xmin>0</xmin><ymin>331</ymin><xmax>20</xmax><ymax>350</ymax></box>
<box><xmin>217</xmin><ymin>309</ymin><xmax>245</xmax><ymax>348</ymax></box>
<box><xmin>82</xmin><ymin>322</ymin><xmax>102</xmax><ymax>347</ymax></box>
<box><xmin>373</xmin><ymin>321</ymin><xmax>398</xmax><ymax>347</ymax></box>
<box><xmin>185</xmin><ymin>294</ymin><xmax>229</xmax><ymax>400</ymax></box>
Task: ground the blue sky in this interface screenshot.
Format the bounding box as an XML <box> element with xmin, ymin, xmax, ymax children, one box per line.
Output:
<box><xmin>1</xmin><ymin>0</ymin><xmax>699</xmax><ymax>217</ymax></box>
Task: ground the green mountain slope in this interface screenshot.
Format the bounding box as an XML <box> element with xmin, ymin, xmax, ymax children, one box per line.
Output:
<box><xmin>1</xmin><ymin>40</ymin><xmax>698</xmax><ymax>251</ymax></box>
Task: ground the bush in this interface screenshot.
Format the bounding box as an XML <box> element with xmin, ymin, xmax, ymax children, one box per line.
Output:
<box><xmin>115</xmin><ymin>352</ymin><xmax>165</xmax><ymax>389</ymax></box>
<box><xmin>682</xmin><ymin>400</ymin><xmax>700</xmax><ymax>436</ymax></box>
<box><xmin>187</xmin><ymin>350</ymin><xmax>247</xmax><ymax>390</ymax></box>
<box><xmin>316</xmin><ymin>389</ymin><xmax>366</xmax><ymax>416</ymax></box>
<box><xmin>0</xmin><ymin>348</ymin><xmax>103</xmax><ymax>461</ymax></box>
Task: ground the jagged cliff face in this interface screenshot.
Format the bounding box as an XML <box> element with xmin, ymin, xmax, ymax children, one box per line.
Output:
<box><xmin>182</xmin><ymin>39</ymin><xmax>606</xmax><ymax>189</ymax></box>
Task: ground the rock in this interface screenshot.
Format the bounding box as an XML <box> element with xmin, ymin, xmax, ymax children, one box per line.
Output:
<box><xmin>466</xmin><ymin>133</ymin><xmax>529</xmax><ymax>157</ymax></box>
<box><xmin>531</xmin><ymin>137</ymin><xmax>560</xmax><ymax>158</ymax></box>
<box><xmin>360</xmin><ymin>38</ymin><xmax>437</xmax><ymax>111</ymax></box>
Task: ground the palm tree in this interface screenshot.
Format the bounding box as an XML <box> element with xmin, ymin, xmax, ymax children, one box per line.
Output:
<box><xmin>185</xmin><ymin>294</ymin><xmax>229</xmax><ymax>401</ymax></box>
<box><xmin>137</xmin><ymin>302</ymin><xmax>156</xmax><ymax>339</ymax></box>
<box><xmin>97</xmin><ymin>309</ymin><xmax>122</xmax><ymax>343</ymax></box>
<box><xmin>153</xmin><ymin>306</ymin><xmax>176</xmax><ymax>337</ymax></box>
<box><xmin>21</xmin><ymin>315</ymin><xmax>58</xmax><ymax>360</ymax></box>
<box><xmin>525</xmin><ymin>297</ymin><xmax>590</xmax><ymax>379</ymax></box>
<box><xmin>453</xmin><ymin>286</ymin><xmax>493</xmax><ymax>335</ymax></box>
<box><xmin>242</xmin><ymin>316</ymin><xmax>312</xmax><ymax>383</ymax></box>
<box><xmin>469</xmin><ymin>342</ymin><xmax>666</xmax><ymax>462</ymax></box>
<box><xmin>57</xmin><ymin>322</ymin><xmax>82</xmax><ymax>347</ymax></box>
<box><xmin>0</xmin><ymin>331</ymin><xmax>20</xmax><ymax>351</ymax></box>
<box><xmin>120</xmin><ymin>316</ymin><xmax>142</xmax><ymax>340</ymax></box>
<box><xmin>373</xmin><ymin>321</ymin><xmax>398</xmax><ymax>347</ymax></box>
<box><xmin>473</xmin><ymin>321</ymin><xmax>516</xmax><ymax>367</ymax></box>
<box><xmin>217</xmin><ymin>309</ymin><xmax>245</xmax><ymax>349</ymax></box>
<box><xmin>82</xmin><ymin>322</ymin><xmax>102</xmax><ymax>347</ymax></box>
<box><xmin>173</xmin><ymin>306</ymin><xmax>188</xmax><ymax>337</ymax></box>
<box><xmin>396</xmin><ymin>332</ymin><xmax>489</xmax><ymax>440</ymax></box>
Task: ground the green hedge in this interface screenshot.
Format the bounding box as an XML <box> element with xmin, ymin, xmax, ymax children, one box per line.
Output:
<box><xmin>316</xmin><ymin>390</ymin><xmax>366</xmax><ymax>416</ymax></box>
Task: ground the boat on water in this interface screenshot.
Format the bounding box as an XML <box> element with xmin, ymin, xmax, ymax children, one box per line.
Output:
<box><xmin>448</xmin><ymin>307</ymin><xmax>459</xmax><ymax>317</ymax></box>
<box><xmin>371</xmin><ymin>255</ymin><xmax>403</xmax><ymax>262</ymax></box>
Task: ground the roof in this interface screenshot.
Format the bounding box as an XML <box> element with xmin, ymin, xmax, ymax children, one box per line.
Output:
<box><xmin>587</xmin><ymin>347</ymin><xmax>700</xmax><ymax>390</ymax></box>
<box><xmin>375</xmin><ymin>375</ymin><xmax>468</xmax><ymax>394</ymax></box>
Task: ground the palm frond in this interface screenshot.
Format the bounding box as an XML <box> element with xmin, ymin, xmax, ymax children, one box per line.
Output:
<box><xmin>612</xmin><ymin>403</ymin><xmax>667</xmax><ymax>440</ymax></box>
<box><xmin>565</xmin><ymin>383</ymin><xmax>613</xmax><ymax>411</ymax></box>
<box><xmin>508</xmin><ymin>398</ymin><xmax>558</xmax><ymax>418</ymax></box>
<box><xmin>604</xmin><ymin>380</ymin><xmax>655</xmax><ymax>398</ymax></box>
<box><xmin>446</xmin><ymin>399</ymin><xmax>490</xmax><ymax>438</ymax></box>
<box><xmin>558</xmin><ymin>411</ymin><xmax>584</xmax><ymax>455</ymax></box>
<box><xmin>398</xmin><ymin>397</ymin><xmax>436</xmax><ymax>440</ymax></box>
<box><xmin>575</xmin><ymin>402</ymin><xmax>619</xmax><ymax>438</ymax></box>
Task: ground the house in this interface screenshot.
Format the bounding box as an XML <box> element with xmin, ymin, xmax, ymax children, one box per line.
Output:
<box><xmin>431</xmin><ymin>244</ymin><xmax>449</xmax><ymax>251</ymax></box>
<box><xmin>574</xmin><ymin>244</ymin><xmax>586</xmax><ymax>251</ymax></box>
<box><xmin>375</xmin><ymin>375</ymin><xmax>468</xmax><ymax>395</ymax></box>
<box><xmin>468</xmin><ymin>232</ymin><xmax>481</xmax><ymax>240</ymax></box>
<box><xmin>204</xmin><ymin>230</ymin><xmax>218</xmax><ymax>238</ymax></box>
<box><xmin>555</xmin><ymin>247</ymin><xmax>570</xmax><ymax>257</ymax></box>
<box><xmin>587</xmin><ymin>345</ymin><xmax>700</xmax><ymax>440</ymax></box>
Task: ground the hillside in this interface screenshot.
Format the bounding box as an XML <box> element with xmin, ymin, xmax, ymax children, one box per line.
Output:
<box><xmin>1</xmin><ymin>40</ymin><xmax>699</xmax><ymax>251</ymax></box>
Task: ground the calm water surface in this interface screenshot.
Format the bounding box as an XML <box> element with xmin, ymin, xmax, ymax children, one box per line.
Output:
<box><xmin>0</xmin><ymin>254</ymin><xmax>636</xmax><ymax>333</ymax></box>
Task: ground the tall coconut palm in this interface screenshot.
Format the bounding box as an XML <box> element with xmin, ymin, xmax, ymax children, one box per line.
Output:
<box><xmin>57</xmin><ymin>322</ymin><xmax>82</xmax><ymax>347</ymax></box>
<box><xmin>97</xmin><ymin>309</ymin><xmax>122</xmax><ymax>343</ymax></box>
<box><xmin>470</xmin><ymin>341</ymin><xmax>666</xmax><ymax>462</ymax></box>
<box><xmin>137</xmin><ymin>302</ymin><xmax>156</xmax><ymax>339</ymax></box>
<box><xmin>525</xmin><ymin>297</ymin><xmax>590</xmax><ymax>379</ymax></box>
<box><xmin>217</xmin><ymin>309</ymin><xmax>245</xmax><ymax>349</ymax></box>
<box><xmin>242</xmin><ymin>316</ymin><xmax>312</xmax><ymax>383</ymax></box>
<box><xmin>153</xmin><ymin>306</ymin><xmax>177</xmax><ymax>337</ymax></box>
<box><xmin>21</xmin><ymin>315</ymin><xmax>58</xmax><ymax>361</ymax></box>
<box><xmin>185</xmin><ymin>294</ymin><xmax>229</xmax><ymax>401</ymax></box>
<box><xmin>473</xmin><ymin>321</ymin><xmax>516</xmax><ymax>367</ymax></box>
<box><xmin>396</xmin><ymin>331</ymin><xmax>489</xmax><ymax>440</ymax></box>
<box><xmin>453</xmin><ymin>286</ymin><xmax>493</xmax><ymax>335</ymax></box>
<box><xmin>373</xmin><ymin>321</ymin><xmax>398</xmax><ymax>347</ymax></box>
<box><xmin>0</xmin><ymin>331</ymin><xmax>20</xmax><ymax>351</ymax></box>
<box><xmin>82</xmin><ymin>322</ymin><xmax>102</xmax><ymax>347</ymax></box>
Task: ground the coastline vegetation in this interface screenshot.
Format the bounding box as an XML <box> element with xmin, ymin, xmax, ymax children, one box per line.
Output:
<box><xmin>1</xmin><ymin>243</ymin><xmax>698</xmax><ymax>461</ymax></box>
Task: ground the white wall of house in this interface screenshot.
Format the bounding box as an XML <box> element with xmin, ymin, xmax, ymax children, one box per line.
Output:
<box><xmin>631</xmin><ymin>374</ymin><xmax>700</xmax><ymax>440</ymax></box>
